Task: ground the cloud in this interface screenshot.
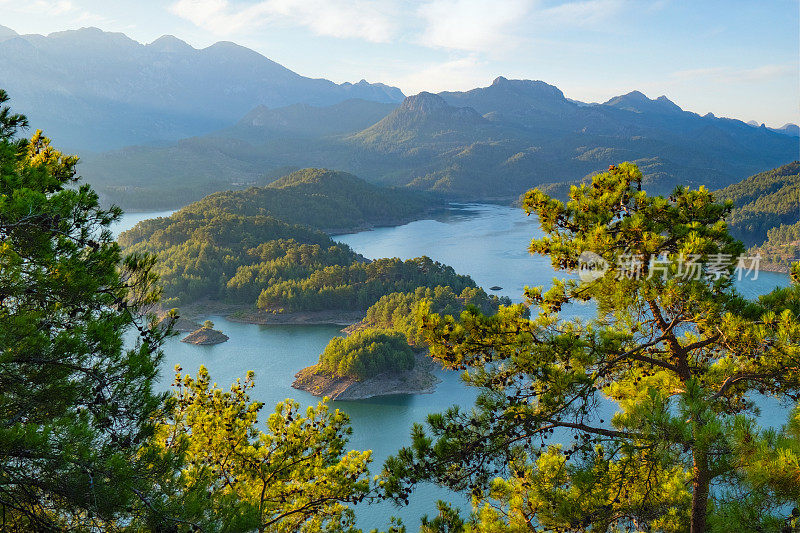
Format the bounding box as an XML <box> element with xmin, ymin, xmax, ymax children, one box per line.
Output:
<box><xmin>0</xmin><ymin>0</ymin><xmax>106</xmax><ymax>26</ymax></box>
<box><xmin>537</xmin><ymin>0</ymin><xmax>625</xmax><ymax>26</ymax></box>
<box><xmin>672</xmin><ymin>64</ymin><xmax>796</xmax><ymax>83</ymax></box>
<box><xmin>0</xmin><ymin>0</ymin><xmax>75</xmax><ymax>16</ymax></box>
<box><xmin>416</xmin><ymin>0</ymin><xmax>533</xmax><ymax>52</ymax></box>
<box><xmin>169</xmin><ymin>0</ymin><xmax>401</xmax><ymax>42</ymax></box>
<box><xmin>386</xmin><ymin>54</ymin><xmax>492</xmax><ymax>94</ymax></box>
<box><xmin>413</xmin><ymin>0</ymin><xmax>633</xmax><ymax>53</ymax></box>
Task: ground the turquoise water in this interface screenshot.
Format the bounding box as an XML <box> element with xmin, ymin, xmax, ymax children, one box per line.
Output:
<box><xmin>111</xmin><ymin>209</ymin><xmax>176</xmax><ymax>238</ymax></box>
<box><xmin>125</xmin><ymin>203</ymin><xmax>790</xmax><ymax>530</ymax></box>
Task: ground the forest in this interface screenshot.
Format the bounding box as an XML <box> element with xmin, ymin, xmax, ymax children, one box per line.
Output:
<box><xmin>175</xmin><ymin>167</ymin><xmax>439</xmax><ymax>232</ymax></box>
<box><xmin>716</xmin><ymin>161</ymin><xmax>800</xmax><ymax>246</ymax></box>
<box><xmin>119</xmin><ymin>202</ymin><xmax>474</xmax><ymax>312</ymax></box>
<box><xmin>358</xmin><ymin>286</ymin><xmax>511</xmax><ymax>347</ymax></box>
<box><xmin>317</xmin><ymin>329</ymin><xmax>416</xmax><ymax>380</ymax></box>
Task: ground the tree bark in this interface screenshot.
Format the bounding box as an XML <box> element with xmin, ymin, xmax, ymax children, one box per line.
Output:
<box><xmin>690</xmin><ymin>449</ymin><xmax>710</xmax><ymax>533</ymax></box>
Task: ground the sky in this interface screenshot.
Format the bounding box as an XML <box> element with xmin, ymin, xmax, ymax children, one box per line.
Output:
<box><xmin>1</xmin><ymin>0</ymin><xmax>798</xmax><ymax>126</ymax></box>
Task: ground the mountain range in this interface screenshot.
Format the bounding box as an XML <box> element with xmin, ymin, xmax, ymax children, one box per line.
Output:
<box><xmin>0</xmin><ymin>25</ymin><xmax>403</xmax><ymax>151</ymax></box>
<box><xmin>1</xmin><ymin>26</ymin><xmax>797</xmax><ymax>209</ymax></box>
<box><xmin>80</xmin><ymin>77</ymin><xmax>799</xmax><ymax>209</ymax></box>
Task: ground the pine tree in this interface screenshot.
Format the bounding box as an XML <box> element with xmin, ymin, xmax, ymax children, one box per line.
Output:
<box><xmin>150</xmin><ymin>365</ymin><xmax>373</xmax><ymax>532</ymax></box>
<box><xmin>0</xmin><ymin>90</ymin><xmax>173</xmax><ymax>529</ymax></box>
<box><xmin>382</xmin><ymin>163</ymin><xmax>800</xmax><ymax>532</ymax></box>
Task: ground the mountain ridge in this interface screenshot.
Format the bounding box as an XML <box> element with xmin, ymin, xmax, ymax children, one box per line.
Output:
<box><xmin>0</xmin><ymin>25</ymin><xmax>404</xmax><ymax>151</ymax></box>
<box><xmin>77</xmin><ymin>78</ymin><xmax>799</xmax><ymax>209</ymax></box>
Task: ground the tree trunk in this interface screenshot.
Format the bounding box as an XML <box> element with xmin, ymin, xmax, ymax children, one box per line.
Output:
<box><xmin>690</xmin><ymin>449</ymin><xmax>710</xmax><ymax>533</ymax></box>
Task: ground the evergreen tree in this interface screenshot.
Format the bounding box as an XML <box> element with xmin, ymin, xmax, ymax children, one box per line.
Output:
<box><xmin>0</xmin><ymin>90</ymin><xmax>173</xmax><ymax>529</ymax></box>
<box><xmin>150</xmin><ymin>366</ymin><xmax>373</xmax><ymax>532</ymax></box>
<box><xmin>382</xmin><ymin>163</ymin><xmax>800</xmax><ymax>532</ymax></box>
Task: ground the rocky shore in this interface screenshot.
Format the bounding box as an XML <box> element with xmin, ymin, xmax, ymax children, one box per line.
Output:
<box><xmin>181</xmin><ymin>327</ymin><xmax>229</xmax><ymax>345</ymax></box>
<box><xmin>292</xmin><ymin>352</ymin><xmax>441</xmax><ymax>400</ymax></box>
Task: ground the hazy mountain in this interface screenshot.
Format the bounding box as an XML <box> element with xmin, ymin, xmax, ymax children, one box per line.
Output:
<box><xmin>774</xmin><ymin>123</ymin><xmax>800</xmax><ymax>137</ymax></box>
<box><xmin>603</xmin><ymin>91</ymin><xmax>683</xmax><ymax>115</ymax></box>
<box><xmin>78</xmin><ymin>78</ymin><xmax>799</xmax><ymax>210</ymax></box>
<box><xmin>226</xmin><ymin>99</ymin><xmax>398</xmax><ymax>140</ymax></box>
<box><xmin>0</xmin><ymin>25</ymin><xmax>17</xmax><ymax>41</ymax></box>
<box><xmin>0</xmin><ymin>26</ymin><xmax>403</xmax><ymax>151</ymax></box>
<box><xmin>744</xmin><ymin>120</ymin><xmax>799</xmax><ymax>137</ymax></box>
<box><xmin>353</xmin><ymin>92</ymin><xmax>491</xmax><ymax>146</ymax></box>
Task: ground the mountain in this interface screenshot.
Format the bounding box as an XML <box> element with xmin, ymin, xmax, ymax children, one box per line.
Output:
<box><xmin>774</xmin><ymin>123</ymin><xmax>800</xmax><ymax>137</ymax></box>
<box><xmin>226</xmin><ymin>99</ymin><xmax>397</xmax><ymax>140</ymax></box>
<box><xmin>0</xmin><ymin>25</ymin><xmax>17</xmax><ymax>41</ymax></box>
<box><xmin>603</xmin><ymin>91</ymin><xmax>683</xmax><ymax>115</ymax></box>
<box><xmin>353</xmin><ymin>92</ymin><xmax>490</xmax><ymax>146</ymax></box>
<box><xmin>0</xmin><ymin>26</ymin><xmax>403</xmax><ymax>151</ymax></box>
<box><xmin>77</xmin><ymin>78</ymin><xmax>799</xmax><ymax>209</ymax></box>
<box><xmin>715</xmin><ymin>161</ymin><xmax>800</xmax><ymax>246</ymax></box>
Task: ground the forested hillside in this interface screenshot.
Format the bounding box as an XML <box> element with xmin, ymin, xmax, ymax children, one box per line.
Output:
<box><xmin>748</xmin><ymin>221</ymin><xmax>800</xmax><ymax>270</ymax></box>
<box><xmin>715</xmin><ymin>161</ymin><xmax>799</xmax><ymax>246</ymax></box>
<box><xmin>118</xmin><ymin>177</ymin><xmax>472</xmax><ymax>311</ymax></box>
<box><xmin>175</xmin><ymin>168</ymin><xmax>439</xmax><ymax>231</ymax></box>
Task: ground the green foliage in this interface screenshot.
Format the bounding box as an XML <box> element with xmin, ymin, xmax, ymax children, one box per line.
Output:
<box><xmin>202</xmin><ymin>319</ymin><xmax>214</xmax><ymax>329</ymax></box>
<box><xmin>715</xmin><ymin>161</ymin><xmax>800</xmax><ymax>246</ymax></box>
<box><xmin>381</xmin><ymin>163</ymin><xmax>800</xmax><ymax>533</ymax></box>
<box><xmin>419</xmin><ymin>501</ymin><xmax>466</xmax><ymax>532</ymax></box>
<box><xmin>318</xmin><ymin>330</ymin><xmax>415</xmax><ymax>381</ymax></box>
<box><xmin>148</xmin><ymin>366</ymin><xmax>373</xmax><ymax>532</ymax></box>
<box><xmin>361</xmin><ymin>286</ymin><xmax>511</xmax><ymax>348</ymax></box>
<box><xmin>121</xmin><ymin>206</ymin><xmax>475</xmax><ymax>312</ymax></box>
<box><xmin>0</xmin><ymin>90</ymin><xmax>174</xmax><ymax>528</ymax></box>
<box><xmin>748</xmin><ymin>219</ymin><xmax>800</xmax><ymax>271</ymax></box>
<box><xmin>179</xmin><ymin>168</ymin><xmax>437</xmax><ymax>231</ymax></box>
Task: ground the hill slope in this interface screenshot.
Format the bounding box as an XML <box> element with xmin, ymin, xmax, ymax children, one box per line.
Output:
<box><xmin>176</xmin><ymin>168</ymin><xmax>440</xmax><ymax>231</ymax></box>
<box><xmin>118</xmin><ymin>202</ymin><xmax>473</xmax><ymax>313</ymax></box>
<box><xmin>715</xmin><ymin>162</ymin><xmax>800</xmax><ymax>246</ymax></box>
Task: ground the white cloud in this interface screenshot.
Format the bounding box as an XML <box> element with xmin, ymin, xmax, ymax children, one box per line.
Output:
<box><xmin>672</xmin><ymin>64</ymin><xmax>795</xmax><ymax>83</ymax></box>
<box><xmin>537</xmin><ymin>0</ymin><xmax>625</xmax><ymax>26</ymax></box>
<box><xmin>0</xmin><ymin>0</ymin><xmax>106</xmax><ymax>27</ymax></box>
<box><xmin>386</xmin><ymin>54</ymin><xmax>492</xmax><ymax>94</ymax></box>
<box><xmin>169</xmin><ymin>0</ymin><xmax>401</xmax><ymax>42</ymax></box>
<box><xmin>416</xmin><ymin>0</ymin><xmax>533</xmax><ymax>52</ymax></box>
<box><xmin>0</xmin><ymin>0</ymin><xmax>75</xmax><ymax>16</ymax></box>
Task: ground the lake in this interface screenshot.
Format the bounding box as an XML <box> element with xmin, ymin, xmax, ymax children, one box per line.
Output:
<box><xmin>121</xmin><ymin>203</ymin><xmax>791</xmax><ymax>530</ymax></box>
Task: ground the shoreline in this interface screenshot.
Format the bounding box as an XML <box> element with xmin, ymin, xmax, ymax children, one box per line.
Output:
<box><xmin>158</xmin><ymin>301</ymin><xmax>365</xmax><ymax>327</ymax></box>
<box><xmin>292</xmin><ymin>352</ymin><xmax>441</xmax><ymax>401</ymax></box>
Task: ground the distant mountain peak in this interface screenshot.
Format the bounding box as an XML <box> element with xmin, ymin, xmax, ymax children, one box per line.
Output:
<box><xmin>0</xmin><ymin>24</ymin><xmax>18</xmax><ymax>41</ymax></box>
<box><xmin>776</xmin><ymin>123</ymin><xmax>800</xmax><ymax>137</ymax></box>
<box><xmin>46</xmin><ymin>26</ymin><xmax>138</xmax><ymax>48</ymax></box>
<box><xmin>616</xmin><ymin>90</ymin><xmax>648</xmax><ymax>101</ymax></box>
<box><xmin>0</xmin><ymin>25</ymin><xmax>405</xmax><ymax>150</ymax></box>
<box><xmin>401</xmin><ymin>92</ymin><xmax>450</xmax><ymax>113</ymax></box>
<box><xmin>148</xmin><ymin>34</ymin><xmax>194</xmax><ymax>52</ymax></box>
<box><xmin>604</xmin><ymin>90</ymin><xmax>683</xmax><ymax>114</ymax></box>
<box><xmin>488</xmin><ymin>76</ymin><xmax>566</xmax><ymax>99</ymax></box>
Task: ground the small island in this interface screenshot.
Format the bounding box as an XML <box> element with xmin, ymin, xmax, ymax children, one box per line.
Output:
<box><xmin>292</xmin><ymin>329</ymin><xmax>440</xmax><ymax>400</ymax></box>
<box><xmin>181</xmin><ymin>320</ymin><xmax>229</xmax><ymax>345</ymax></box>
